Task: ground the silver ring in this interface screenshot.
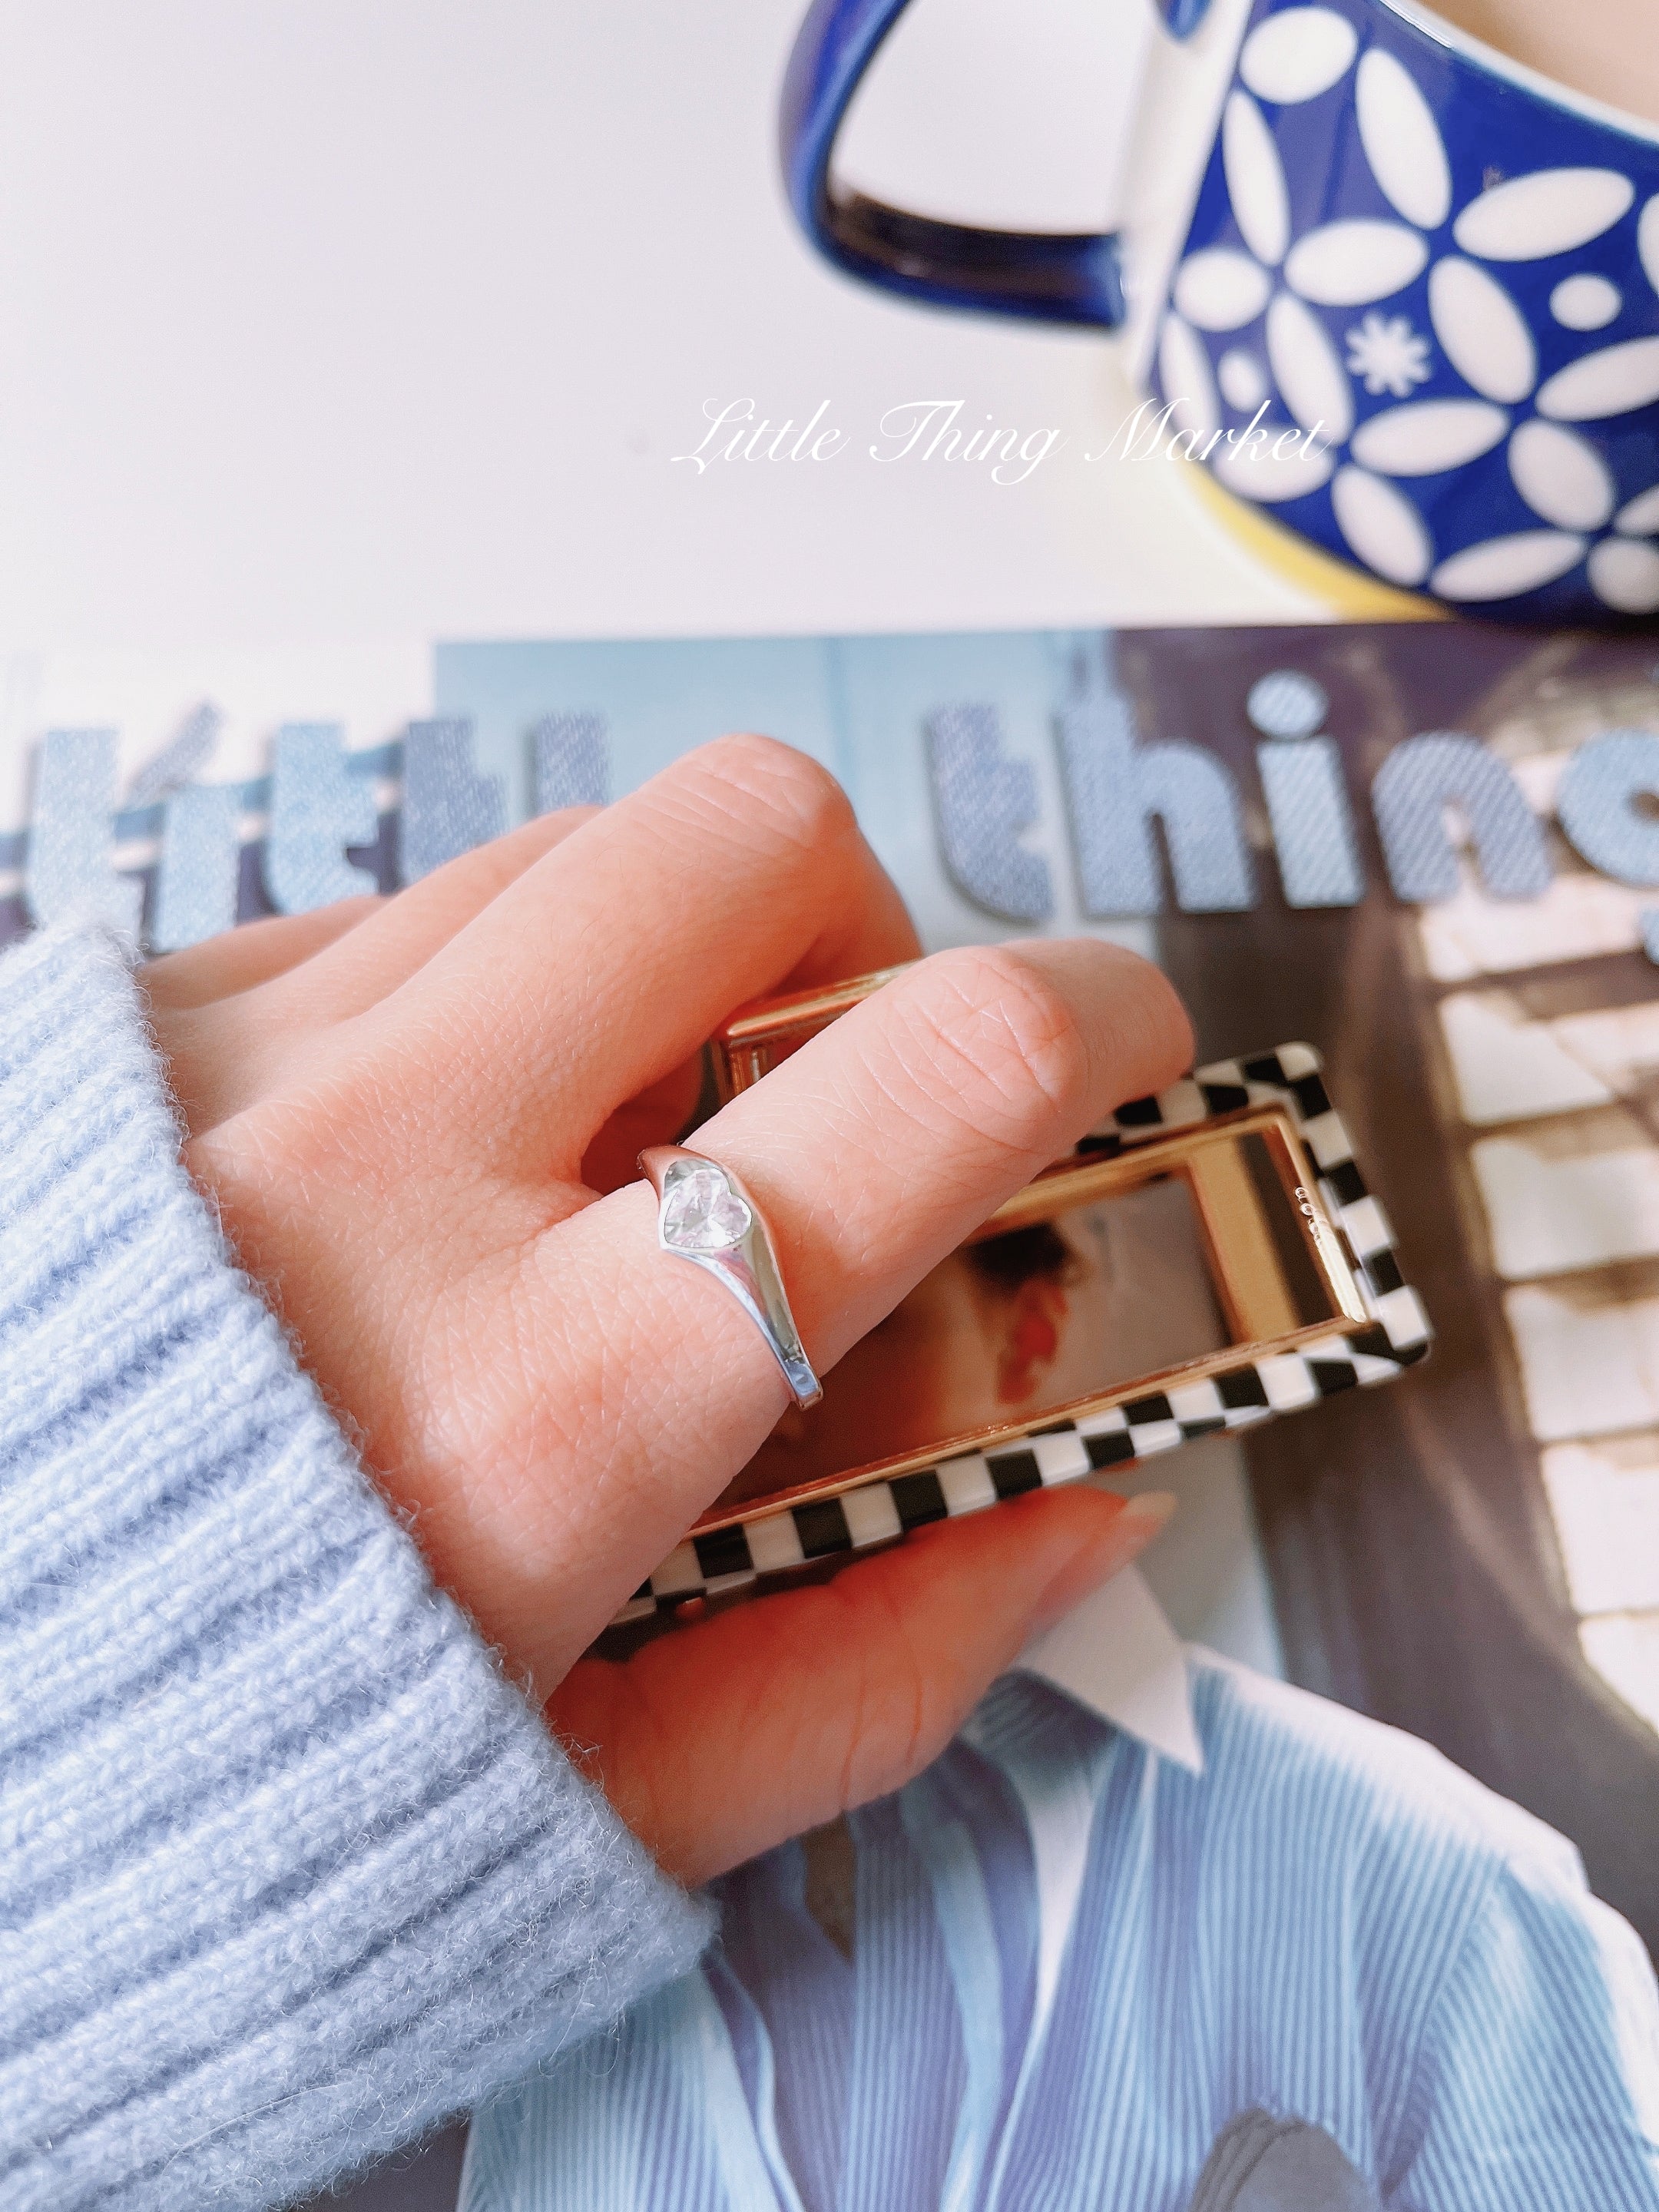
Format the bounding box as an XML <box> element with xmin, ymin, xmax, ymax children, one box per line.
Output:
<box><xmin>639</xmin><ymin>1145</ymin><xmax>823</xmax><ymax>1409</ymax></box>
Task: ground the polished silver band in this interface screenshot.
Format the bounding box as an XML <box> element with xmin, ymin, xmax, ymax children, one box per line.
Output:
<box><xmin>638</xmin><ymin>1145</ymin><xmax>823</xmax><ymax>1409</ymax></box>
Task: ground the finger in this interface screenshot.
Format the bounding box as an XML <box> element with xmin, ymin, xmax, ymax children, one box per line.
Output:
<box><xmin>683</xmin><ymin>937</ymin><xmax>1194</xmax><ymax>1366</ymax></box>
<box><xmin>141</xmin><ymin>899</ymin><xmax>380</xmax><ymax>1009</ymax></box>
<box><xmin>151</xmin><ymin>810</ymin><xmax>603</xmax><ymax>1138</ymax></box>
<box><xmin>455</xmin><ymin>936</ymin><xmax>1190</xmax><ymax>1682</ymax></box>
<box><xmin>263</xmin><ymin>804</ymin><xmax>599</xmax><ymax>1026</ymax></box>
<box><xmin>580</xmin><ymin>1056</ymin><xmax>707</xmax><ymax>1196</ymax></box>
<box><xmin>365</xmin><ymin>735</ymin><xmax>919</xmax><ymax>1174</ymax></box>
<box><xmin>549</xmin><ymin>1487</ymin><xmax>1176</xmax><ymax>1884</ymax></box>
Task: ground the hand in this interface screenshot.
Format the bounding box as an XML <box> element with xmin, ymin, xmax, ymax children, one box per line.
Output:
<box><xmin>144</xmin><ymin>736</ymin><xmax>1190</xmax><ymax>1883</ymax></box>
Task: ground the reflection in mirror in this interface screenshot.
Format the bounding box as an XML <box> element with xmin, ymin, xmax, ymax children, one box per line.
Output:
<box><xmin>702</xmin><ymin>1104</ymin><xmax>1363</xmax><ymax>1525</ymax></box>
<box><xmin>713</xmin><ymin>1176</ymin><xmax>1225</xmax><ymax>1514</ymax></box>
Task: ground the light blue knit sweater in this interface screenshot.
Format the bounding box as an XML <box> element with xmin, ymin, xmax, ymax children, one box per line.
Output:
<box><xmin>0</xmin><ymin>926</ymin><xmax>713</xmax><ymax>2210</ymax></box>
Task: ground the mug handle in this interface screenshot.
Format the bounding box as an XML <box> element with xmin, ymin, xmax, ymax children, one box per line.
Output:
<box><xmin>779</xmin><ymin>0</ymin><xmax>1215</xmax><ymax>329</ymax></box>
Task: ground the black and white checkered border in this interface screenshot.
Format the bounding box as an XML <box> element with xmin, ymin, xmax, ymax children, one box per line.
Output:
<box><xmin>612</xmin><ymin>1042</ymin><xmax>1430</xmax><ymax>1628</ymax></box>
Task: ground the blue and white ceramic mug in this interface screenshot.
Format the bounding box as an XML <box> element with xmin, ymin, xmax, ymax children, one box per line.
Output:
<box><xmin>781</xmin><ymin>0</ymin><xmax>1659</xmax><ymax>621</ymax></box>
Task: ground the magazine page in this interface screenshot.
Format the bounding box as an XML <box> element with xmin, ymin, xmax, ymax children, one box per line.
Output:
<box><xmin>3</xmin><ymin>614</ymin><xmax>1657</xmax><ymax>2210</ymax></box>
<box><xmin>8</xmin><ymin>614</ymin><xmax>1657</xmax><ymax>1885</ymax></box>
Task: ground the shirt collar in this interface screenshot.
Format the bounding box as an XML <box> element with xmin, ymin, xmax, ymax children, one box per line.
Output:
<box><xmin>1014</xmin><ymin>1565</ymin><xmax>1204</xmax><ymax>1773</ymax></box>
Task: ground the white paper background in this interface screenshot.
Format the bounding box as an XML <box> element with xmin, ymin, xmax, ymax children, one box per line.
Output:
<box><xmin>0</xmin><ymin>0</ymin><xmax>1332</xmax><ymax>654</ymax></box>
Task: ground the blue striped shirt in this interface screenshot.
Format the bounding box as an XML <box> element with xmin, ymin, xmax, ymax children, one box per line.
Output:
<box><xmin>463</xmin><ymin>1655</ymin><xmax>1659</xmax><ymax>2211</ymax></box>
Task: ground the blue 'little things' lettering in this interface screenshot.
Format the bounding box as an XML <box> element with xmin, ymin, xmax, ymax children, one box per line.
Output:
<box><xmin>11</xmin><ymin>661</ymin><xmax>1659</xmax><ymax>964</ymax></box>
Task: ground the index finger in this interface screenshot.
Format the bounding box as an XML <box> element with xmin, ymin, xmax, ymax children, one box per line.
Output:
<box><xmin>364</xmin><ymin>735</ymin><xmax>922</xmax><ymax>1177</ymax></box>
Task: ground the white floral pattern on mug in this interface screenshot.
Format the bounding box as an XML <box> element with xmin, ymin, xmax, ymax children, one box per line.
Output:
<box><xmin>1156</xmin><ymin>0</ymin><xmax>1659</xmax><ymax>615</ymax></box>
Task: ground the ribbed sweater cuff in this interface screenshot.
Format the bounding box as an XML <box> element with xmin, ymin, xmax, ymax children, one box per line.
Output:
<box><xmin>0</xmin><ymin>926</ymin><xmax>712</xmax><ymax>2212</ymax></box>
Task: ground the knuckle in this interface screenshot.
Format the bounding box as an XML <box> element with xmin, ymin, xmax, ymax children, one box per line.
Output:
<box><xmin>902</xmin><ymin>945</ymin><xmax>1092</xmax><ymax>1147</ymax></box>
<box><xmin>694</xmin><ymin>733</ymin><xmax>857</xmax><ymax>856</ymax></box>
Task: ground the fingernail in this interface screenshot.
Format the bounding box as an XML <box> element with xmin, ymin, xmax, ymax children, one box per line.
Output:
<box><xmin>1118</xmin><ymin>1489</ymin><xmax>1177</xmax><ymax>1536</ymax></box>
<box><xmin>1030</xmin><ymin>1488</ymin><xmax>1177</xmax><ymax>1634</ymax></box>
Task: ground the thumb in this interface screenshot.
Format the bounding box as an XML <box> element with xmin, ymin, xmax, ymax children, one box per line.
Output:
<box><xmin>548</xmin><ymin>1485</ymin><xmax>1177</xmax><ymax>1885</ymax></box>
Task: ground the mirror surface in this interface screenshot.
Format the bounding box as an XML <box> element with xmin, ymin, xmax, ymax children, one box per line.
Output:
<box><xmin>713</xmin><ymin>1175</ymin><xmax>1228</xmax><ymax>1512</ymax></box>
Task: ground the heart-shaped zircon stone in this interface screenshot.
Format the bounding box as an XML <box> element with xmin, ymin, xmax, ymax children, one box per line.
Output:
<box><xmin>661</xmin><ymin>1164</ymin><xmax>752</xmax><ymax>1253</ymax></box>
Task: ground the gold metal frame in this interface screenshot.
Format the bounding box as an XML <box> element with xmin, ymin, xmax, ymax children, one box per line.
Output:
<box><xmin>713</xmin><ymin>964</ymin><xmax>911</xmax><ymax>1100</ymax></box>
<box><xmin>694</xmin><ymin>972</ymin><xmax>1373</xmax><ymax>1538</ymax></box>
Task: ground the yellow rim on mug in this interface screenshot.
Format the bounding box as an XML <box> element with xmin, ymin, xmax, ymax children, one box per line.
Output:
<box><xmin>1184</xmin><ymin>461</ymin><xmax>1449</xmax><ymax>625</ymax></box>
